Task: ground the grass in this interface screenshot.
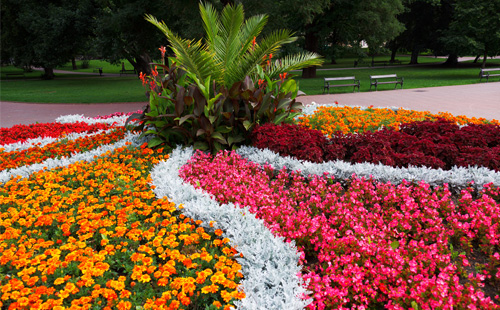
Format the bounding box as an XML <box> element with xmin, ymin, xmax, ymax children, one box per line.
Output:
<box><xmin>295</xmin><ymin>60</ymin><xmax>500</xmax><ymax>95</ymax></box>
<box><xmin>1</xmin><ymin>75</ymin><xmax>146</xmax><ymax>103</ymax></box>
<box><xmin>54</xmin><ymin>59</ymin><xmax>138</xmax><ymax>74</ymax></box>
<box><xmin>1</xmin><ymin>57</ymin><xmax>499</xmax><ymax>103</ymax></box>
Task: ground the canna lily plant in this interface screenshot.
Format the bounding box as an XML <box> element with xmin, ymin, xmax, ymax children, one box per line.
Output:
<box><xmin>145</xmin><ymin>2</ymin><xmax>323</xmax><ymax>89</ymax></box>
<box><xmin>131</xmin><ymin>2</ymin><xmax>324</xmax><ymax>153</ymax></box>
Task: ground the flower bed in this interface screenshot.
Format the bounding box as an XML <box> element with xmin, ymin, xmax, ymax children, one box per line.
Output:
<box><xmin>2</xmin><ymin>103</ymin><xmax>500</xmax><ymax>309</ymax></box>
<box><xmin>298</xmin><ymin>105</ymin><xmax>500</xmax><ymax>136</ymax></box>
<box><xmin>0</xmin><ymin>140</ymin><xmax>244</xmax><ymax>309</ymax></box>
<box><xmin>0</xmin><ymin>122</ymin><xmax>112</xmax><ymax>145</ymax></box>
<box><xmin>180</xmin><ymin>149</ymin><xmax>500</xmax><ymax>309</ymax></box>
<box><xmin>0</xmin><ymin>127</ymin><xmax>127</xmax><ymax>171</ymax></box>
<box><xmin>251</xmin><ymin>120</ymin><xmax>500</xmax><ymax>171</ymax></box>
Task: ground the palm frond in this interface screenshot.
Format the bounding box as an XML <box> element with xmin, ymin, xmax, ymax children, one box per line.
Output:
<box><xmin>145</xmin><ymin>14</ymin><xmax>218</xmax><ymax>82</ymax></box>
<box><xmin>264</xmin><ymin>52</ymin><xmax>324</xmax><ymax>79</ymax></box>
<box><xmin>232</xmin><ymin>29</ymin><xmax>297</xmax><ymax>82</ymax></box>
<box><xmin>199</xmin><ymin>3</ymin><xmax>220</xmax><ymax>49</ymax></box>
<box><xmin>218</xmin><ymin>3</ymin><xmax>246</xmax><ymax>87</ymax></box>
<box><xmin>238</xmin><ymin>14</ymin><xmax>268</xmax><ymax>59</ymax></box>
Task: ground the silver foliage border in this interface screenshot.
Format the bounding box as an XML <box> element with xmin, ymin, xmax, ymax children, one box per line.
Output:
<box><xmin>150</xmin><ymin>146</ymin><xmax>311</xmax><ymax>310</ymax></box>
<box><xmin>236</xmin><ymin>146</ymin><xmax>500</xmax><ymax>190</ymax></box>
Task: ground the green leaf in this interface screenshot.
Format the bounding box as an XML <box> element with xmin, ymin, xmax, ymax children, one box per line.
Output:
<box><xmin>216</xmin><ymin>126</ymin><xmax>233</xmax><ymax>133</ymax></box>
<box><xmin>208</xmin><ymin>115</ymin><xmax>217</xmax><ymax>124</ymax></box>
<box><xmin>228</xmin><ymin>134</ymin><xmax>245</xmax><ymax>146</ymax></box>
<box><xmin>148</xmin><ymin>137</ymin><xmax>164</xmax><ymax>148</ymax></box>
<box><xmin>243</xmin><ymin>120</ymin><xmax>253</xmax><ymax>130</ymax></box>
<box><xmin>179</xmin><ymin>115</ymin><xmax>193</xmax><ymax>125</ymax></box>
<box><xmin>281</xmin><ymin>78</ymin><xmax>297</xmax><ymax>94</ymax></box>
<box><xmin>273</xmin><ymin>113</ymin><xmax>287</xmax><ymax>125</ymax></box>
<box><xmin>390</xmin><ymin>240</ymin><xmax>400</xmax><ymax>250</ymax></box>
<box><xmin>211</xmin><ymin>132</ymin><xmax>227</xmax><ymax>144</ymax></box>
<box><xmin>411</xmin><ymin>301</ymin><xmax>419</xmax><ymax>310</ymax></box>
<box><xmin>276</xmin><ymin>98</ymin><xmax>292</xmax><ymax>111</ymax></box>
<box><xmin>143</xmin><ymin>129</ymin><xmax>159</xmax><ymax>136</ymax></box>
<box><xmin>193</xmin><ymin>141</ymin><xmax>209</xmax><ymax>150</ymax></box>
<box><xmin>101</xmin><ymin>234</ymin><xmax>108</xmax><ymax>240</ymax></box>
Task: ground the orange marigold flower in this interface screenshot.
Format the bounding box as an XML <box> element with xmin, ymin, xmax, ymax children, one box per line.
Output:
<box><xmin>139</xmin><ymin>274</ymin><xmax>151</xmax><ymax>283</ymax></box>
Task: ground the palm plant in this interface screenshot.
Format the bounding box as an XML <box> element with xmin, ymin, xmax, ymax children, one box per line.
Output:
<box><xmin>145</xmin><ymin>2</ymin><xmax>323</xmax><ymax>89</ymax></box>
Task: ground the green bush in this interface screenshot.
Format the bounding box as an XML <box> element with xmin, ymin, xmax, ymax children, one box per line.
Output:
<box><xmin>127</xmin><ymin>2</ymin><xmax>322</xmax><ymax>153</ymax></box>
<box><xmin>127</xmin><ymin>59</ymin><xmax>303</xmax><ymax>153</ymax></box>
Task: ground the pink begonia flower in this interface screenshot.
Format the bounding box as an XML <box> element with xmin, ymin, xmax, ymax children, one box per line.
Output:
<box><xmin>180</xmin><ymin>150</ymin><xmax>500</xmax><ymax>309</ymax></box>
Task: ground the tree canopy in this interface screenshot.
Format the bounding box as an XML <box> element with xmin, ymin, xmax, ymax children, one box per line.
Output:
<box><xmin>1</xmin><ymin>0</ymin><xmax>97</xmax><ymax>79</ymax></box>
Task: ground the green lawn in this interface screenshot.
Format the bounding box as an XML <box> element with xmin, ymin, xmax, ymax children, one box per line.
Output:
<box><xmin>1</xmin><ymin>75</ymin><xmax>146</xmax><ymax>103</ymax></box>
<box><xmin>294</xmin><ymin>60</ymin><xmax>500</xmax><ymax>95</ymax></box>
<box><xmin>55</xmin><ymin>59</ymin><xmax>139</xmax><ymax>74</ymax></box>
<box><xmin>1</xmin><ymin>57</ymin><xmax>499</xmax><ymax>103</ymax></box>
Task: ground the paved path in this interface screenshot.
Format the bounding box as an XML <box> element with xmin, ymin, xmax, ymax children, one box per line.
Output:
<box><xmin>1</xmin><ymin>82</ymin><xmax>499</xmax><ymax>128</ymax></box>
<box><xmin>299</xmin><ymin>82</ymin><xmax>500</xmax><ymax>121</ymax></box>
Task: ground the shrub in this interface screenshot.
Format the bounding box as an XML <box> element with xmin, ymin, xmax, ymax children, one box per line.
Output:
<box><xmin>251</xmin><ymin>120</ymin><xmax>500</xmax><ymax>171</ymax></box>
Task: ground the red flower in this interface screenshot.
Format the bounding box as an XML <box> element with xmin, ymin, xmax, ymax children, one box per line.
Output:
<box><xmin>159</xmin><ymin>46</ymin><xmax>166</xmax><ymax>57</ymax></box>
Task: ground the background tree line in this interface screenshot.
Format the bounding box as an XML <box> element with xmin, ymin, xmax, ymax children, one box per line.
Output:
<box><xmin>1</xmin><ymin>0</ymin><xmax>499</xmax><ymax>79</ymax></box>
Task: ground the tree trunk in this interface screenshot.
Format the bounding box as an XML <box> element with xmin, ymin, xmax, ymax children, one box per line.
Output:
<box><xmin>302</xmin><ymin>28</ymin><xmax>318</xmax><ymax>79</ymax></box>
<box><xmin>127</xmin><ymin>53</ymin><xmax>152</xmax><ymax>76</ymax></box>
<box><xmin>390</xmin><ymin>47</ymin><xmax>397</xmax><ymax>62</ymax></box>
<box><xmin>473</xmin><ymin>55</ymin><xmax>480</xmax><ymax>63</ymax></box>
<box><xmin>481</xmin><ymin>48</ymin><xmax>488</xmax><ymax>69</ymax></box>
<box><xmin>331</xmin><ymin>58</ymin><xmax>337</xmax><ymax>64</ymax></box>
<box><xmin>443</xmin><ymin>54</ymin><xmax>458</xmax><ymax>66</ymax></box>
<box><xmin>72</xmin><ymin>57</ymin><xmax>78</xmax><ymax>70</ymax></box>
<box><xmin>410</xmin><ymin>46</ymin><xmax>419</xmax><ymax>64</ymax></box>
<box><xmin>43</xmin><ymin>67</ymin><xmax>55</xmax><ymax>79</ymax></box>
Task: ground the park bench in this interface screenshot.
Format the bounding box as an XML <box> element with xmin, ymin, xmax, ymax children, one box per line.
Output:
<box><xmin>120</xmin><ymin>68</ymin><xmax>136</xmax><ymax>76</ymax></box>
<box><xmin>371</xmin><ymin>59</ymin><xmax>402</xmax><ymax>67</ymax></box>
<box><xmin>6</xmin><ymin>72</ymin><xmax>25</xmax><ymax>79</ymax></box>
<box><xmin>323</xmin><ymin>77</ymin><xmax>360</xmax><ymax>93</ymax></box>
<box><xmin>369</xmin><ymin>74</ymin><xmax>404</xmax><ymax>91</ymax></box>
<box><xmin>371</xmin><ymin>60</ymin><xmax>388</xmax><ymax>67</ymax></box>
<box><xmin>120</xmin><ymin>62</ymin><xmax>136</xmax><ymax>76</ymax></box>
<box><xmin>479</xmin><ymin>68</ymin><xmax>500</xmax><ymax>82</ymax></box>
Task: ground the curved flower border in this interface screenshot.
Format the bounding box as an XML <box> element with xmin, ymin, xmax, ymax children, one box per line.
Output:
<box><xmin>150</xmin><ymin>146</ymin><xmax>311</xmax><ymax>310</ymax></box>
<box><xmin>0</xmin><ymin>132</ymin><xmax>141</xmax><ymax>184</ymax></box>
<box><xmin>236</xmin><ymin>146</ymin><xmax>500</xmax><ymax>191</ymax></box>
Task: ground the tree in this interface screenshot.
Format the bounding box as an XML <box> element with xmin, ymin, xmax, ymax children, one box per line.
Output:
<box><xmin>93</xmin><ymin>0</ymin><xmax>225</xmax><ymax>76</ymax></box>
<box><xmin>441</xmin><ymin>0</ymin><xmax>500</xmax><ymax>68</ymax></box>
<box><xmin>146</xmin><ymin>2</ymin><xmax>323</xmax><ymax>88</ymax></box>
<box><xmin>1</xmin><ymin>0</ymin><xmax>97</xmax><ymax>79</ymax></box>
<box><xmin>388</xmin><ymin>0</ymin><xmax>441</xmax><ymax>64</ymax></box>
<box><xmin>239</xmin><ymin>0</ymin><xmax>404</xmax><ymax>78</ymax></box>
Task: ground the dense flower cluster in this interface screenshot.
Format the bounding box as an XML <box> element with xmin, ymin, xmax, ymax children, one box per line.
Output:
<box><xmin>93</xmin><ymin>110</ymin><xmax>143</xmax><ymax>120</ymax></box>
<box><xmin>0</xmin><ymin>128</ymin><xmax>127</xmax><ymax>171</ymax></box>
<box><xmin>180</xmin><ymin>150</ymin><xmax>500</xmax><ymax>309</ymax></box>
<box><xmin>251</xmin><ymin>120</ymin><xmax>500</xmax><ymax>171</ymax></box>
<box><xmin>0</xmin><ymin>122</ymin><xmax>112</xmax><ymax>145</ymax></box>
<box><xmin>298</xmin><ymin>105</ymin><xmax>500</xmax><ymax>136</ymax></box>
<box><xmin>0</xmin><ymin>137</ymin><xmax>244</xmax><ymax>309</ymax></box>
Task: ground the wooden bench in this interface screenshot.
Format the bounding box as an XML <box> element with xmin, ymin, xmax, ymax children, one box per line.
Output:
<box><xmin>323</xmin><ymin>77</ymin><xmax>360</xmax><ymax>93</ymax></box>
<box><xmin>479</xmin><ymin>68</ymin><xmax>500</xmax><ymax>82</ymax></box>
<box><xmin>120</xmin><ymin>62</ymin><xmax>136</xmax><ymax>76</ymax></box>
<box><xmin>6</xmin><ymin>72</ymin><xmax>25</xmax><ymax>79</ymax></box>
<box><xmin>120</xmin><ymin>68</ymin><xmax>136</xmax><ymax>76</ymax></box>
<box><xmin>371</xmin><ymin>60</ymin><xmax>402</xmax><ymax>67</ymax></box>
<box><xmin>371</xmin><ymin>60</ymin><xmax>388</xmax><ymax>67</ymax></box>
<box><xmin>369</xmin><ymin>74</ymin><xmax>404</xmax><ymax>91</ymax></box>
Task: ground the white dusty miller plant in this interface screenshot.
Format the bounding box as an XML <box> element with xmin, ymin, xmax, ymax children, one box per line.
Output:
<box><xmin>150</xmin><ymin>146</ymin><xmax>311</xmax><ymax>310</ymax></box>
